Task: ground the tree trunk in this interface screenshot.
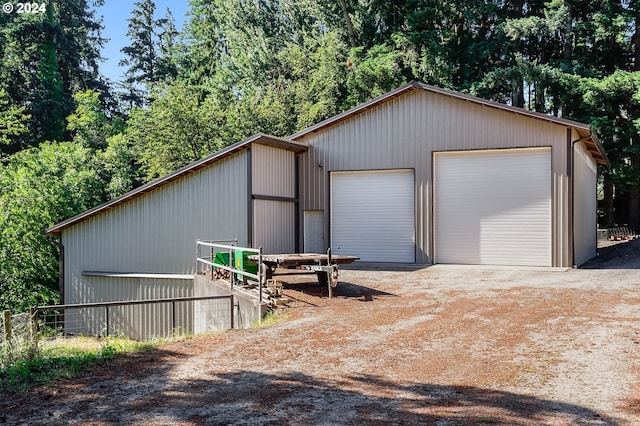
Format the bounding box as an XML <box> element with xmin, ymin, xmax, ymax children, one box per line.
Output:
<box><xmin>604</xmin><ymin>174</ymin><xmax>615</xmax><ymax>228</ymax></box>
<box><xmin>562</xmin><ymin>0</ymin><xmax>573</xmax><ymax>62</ymax></box>
<box><xmin>511</xmin><ymin>78</ymin><xmax>524</xmax><ymax>108</ymax></box>
<box><xmin>337</xmin><ymin>0</ymin><xmax>357</xmax><ymax>48</ymax></box>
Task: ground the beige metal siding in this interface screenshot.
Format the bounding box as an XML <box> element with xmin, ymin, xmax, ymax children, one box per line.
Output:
<box><xmin>253</xmin><ymin>200</ymin><xmax>296</xmax><ymax>253</ymax></box>
<box><xmin>573</xmin><ymin>141</ymin><xmax>597</xmax><ymax>265</ymax></box>
<box><xmin>62</xmin><ymin>151</ymin><xmax>249</xmax><ymax>305</ymax></box>
<box><xmin>64</xmin><ymin>276</ymin><xmax>193</xmax><ymax>340</ymax></box>
<box><xmin>251</xmin><ymin>143</ymin><xmax>297</xmax><ymax>252</ymax></box>
<box><xmin>252</xmin><ymin>143</ymin><xmax>295</xmax><ymax>197</ymax></box>
<box><xmin>296</xmin><ymin>89</ymin><xmax>571</xmax><ymax>266</ymax></box>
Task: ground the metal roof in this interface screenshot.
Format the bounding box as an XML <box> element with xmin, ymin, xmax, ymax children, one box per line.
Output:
<box><xmin>289</xmin><ymin>81</ymin><xmax>610</xmax><ymax>166</ymax></box>
<box><xmin>45</xmin><ymin>133</ymin><xmax>307</xmax><ymax>235</ymax></box>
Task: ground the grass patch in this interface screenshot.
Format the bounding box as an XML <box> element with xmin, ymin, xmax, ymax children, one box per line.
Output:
<box><xmin>254</xmin><ymin>309</ymin><xmax>290</xmax><ymax>327</ymax></box>
<box><xmin>476</xmin><ymin>416</ymin><xmax>499</xmax><ymax>423</ymax></box>
<box><xmin>0</xmin><ymin>336</ymin><xmax>158</xmax><ymax>392</ymax></box>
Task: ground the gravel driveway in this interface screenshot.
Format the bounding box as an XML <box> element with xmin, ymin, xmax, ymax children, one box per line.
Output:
<box><xmin>2</xmin><ymin>241</ymin><xmax>640</xmax><ymax>425</ymax></box>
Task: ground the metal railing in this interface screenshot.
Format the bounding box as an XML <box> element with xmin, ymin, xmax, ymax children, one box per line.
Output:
<box><xmin>196</xmin><ymin>240</ymin><xmax>266</xmax><ymax>302</ymax></box>
<box><xmin>31</xmin><ymin>294</ymin><xmax>234</xmax><ymax>340</ymax></box>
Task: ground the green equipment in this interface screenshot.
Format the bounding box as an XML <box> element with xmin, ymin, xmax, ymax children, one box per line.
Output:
<box><xmin>233</xmin><ymin>248</ymin><xmax>258</xmax><ymax>281</ymax></box>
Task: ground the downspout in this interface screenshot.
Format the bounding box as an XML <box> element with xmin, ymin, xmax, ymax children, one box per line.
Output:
<box><xmin>247</xmin><ymin>147</ymin><xmax>253</xmax><ymax>248</ymax></box>
<box><xmin>294</xmin><ymin>155</ymin><xmax>300</xmax><ymax>253</ymax></box>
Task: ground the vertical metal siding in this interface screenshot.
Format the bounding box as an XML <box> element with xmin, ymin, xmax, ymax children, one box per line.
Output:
<box><xmin>253</xmin><ymin>200</ymin><xmax>296</xmax><ymax>253</ymax></box>
<box><xmin>62</xmin><ymin>151</ymin><xmax>248</xmax><ymax>305</ymax></box>
<box><xmin>251</xmin><ymin>143</ymin><xmax>297</xmax><ymax>253</ymax></box>
<box><xmin>573</xmin><ymin>141</ymin><xmax>597</xmax><ymax>265</ymax></box>
<box><xmin>297</xmin><ymin>90</ymin><xmax>571</xmax><ymax>265</ymax></box>
<box><xmin>64</xmin><ymin>276</ymin><xmax>193</xmax><ymax>340</ymax></box>
<box><xmin>251</xmin><ymin>143</ymin><xmax>295</xmax><ymax>197</ymax></box>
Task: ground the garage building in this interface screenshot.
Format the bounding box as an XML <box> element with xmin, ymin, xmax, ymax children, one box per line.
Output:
<box><xmin>45</xmin><ymin>82</ymin><xmax>608</xmax><ymax>328</ymax></box>
<box><xmin>292</xmin><ymin>82</ymin><xmax>608</xmax><ymax>267</ymax></box>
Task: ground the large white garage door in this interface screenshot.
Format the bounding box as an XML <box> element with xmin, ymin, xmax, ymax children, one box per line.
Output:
<box><xmin>434</xmin><ymin>148</ymin><xmax>552</xmax><ymax>266</ymax></box>
<box><xmin>331</xmin><ymin>170</ymin><xmax>415</xmax><ymax>262</ymax></box>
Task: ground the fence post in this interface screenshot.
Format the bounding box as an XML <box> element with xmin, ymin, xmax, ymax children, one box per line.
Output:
<box><xmin>171</xmin><ymin>300</ymin><xmax>176</xmax><ymax>336</ymax></box>
<box><xmin>105</xmin><ymin>306</ymin><xmax>109</xmax><ymax>337</ymax></box>
<box><xmin>3</xmin><ymin>310</ymin><xmax>11</xmax><ymax>342</ymax></box>
<box><xmin>29</xmin><ymin>308</ymin><xmax>39</xmax><ymax>355</ymax></box>
<box><xmin>258</xmin><ymin>247</ymin><xmax>263</xmax><ymax>303</ymax></box>
<box><xmin>229</xmin><ymin>246</ymin><xmax>234</xmax><ymax>290</ymax></box>
<box><xmin>229</xmin><ymin>296</ymin><xmax>234</xmax><ymax>329</ymax></box>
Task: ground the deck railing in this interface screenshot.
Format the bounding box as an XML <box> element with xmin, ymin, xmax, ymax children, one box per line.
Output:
<box><xmin>196</xmin><ymin>240</ymin><xmax>266</xmax><ymax>302</ymax></box>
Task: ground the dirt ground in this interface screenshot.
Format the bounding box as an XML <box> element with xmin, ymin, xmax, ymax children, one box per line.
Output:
<box><xmin>2</xmin><ymin>240</ymin><xmax>640</xmax><ymax>425</ymax></box>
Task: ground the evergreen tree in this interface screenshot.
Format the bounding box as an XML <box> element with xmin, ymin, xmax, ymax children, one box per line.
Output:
<box><xmin>119</xmin><ymin>0</ymin><xmax>178</xmax><ymax>106</ymax></box>
<box><xmin>0</xmin><ymin>0</ymin><xmax>106</xmax><ymax>152</ymax></box>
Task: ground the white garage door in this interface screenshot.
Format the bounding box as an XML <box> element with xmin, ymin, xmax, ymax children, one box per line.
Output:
<box><xmin>331</xmin><ymin>170</ymin><xmax>415</xmax><ymax>262</ymax></box>
<box><xmin>434</xmin><ymin>148</ymin><xmax>552</xmax><ymax>266</ymax></box>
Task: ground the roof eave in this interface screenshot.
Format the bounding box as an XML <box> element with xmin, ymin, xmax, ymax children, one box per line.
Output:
<box><xmin>45</xmin><ymin>133</ymin><xmax>306</xmax><ymax>235</ymax></box>
<box><xmin>290</xmin><ymin>80</ymin><xmax>609</xmax><ymax>167</ymax></box>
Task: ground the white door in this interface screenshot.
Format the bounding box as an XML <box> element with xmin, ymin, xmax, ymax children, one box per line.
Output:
<box><xmin>331</xmin><ymin>170</ymin><xmax>415</xmax><ymax>262</ymax></box>
<box><xmin>434</xmin><ymin>148</ymin><xmax>552</xmax><ymax>267</ymax></box>
<box><xmin>304</xmin><ymin>210</ymin><xmax>325</xmax><ymax>253</ymax></box>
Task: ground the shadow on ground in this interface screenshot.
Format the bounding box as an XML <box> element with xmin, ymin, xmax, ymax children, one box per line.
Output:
<box><xmin>581</xmin><ymin>238</ymin><xmax>640</xmax><ymax>269</ymax></box>
<box><xmin>1</xmin><ymin>351</ymin><xmax>621</xmax><ymax>425</ymax></box>
<box><xmin>281</xmin><ymin>279</ymin><xmax>396</xmax><ymax>300</ymax></box>
<box><xmin>342</xmin><ymin>261</ymin><xmax>430</xmax><ymax>272</ymax></box>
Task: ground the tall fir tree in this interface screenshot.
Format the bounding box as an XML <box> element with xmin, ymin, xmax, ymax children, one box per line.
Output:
<box><xmin>0</xmin><ymin>0</ymin><xmax>106</xmax><ymax>152</ymax></box>
<box><xmin>119</xmin><ymin>0</ymin><xmax>178</xmax><ymax>106</ymax></box>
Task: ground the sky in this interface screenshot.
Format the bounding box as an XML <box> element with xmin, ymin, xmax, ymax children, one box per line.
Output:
<box><xmin>95</xmin><ymin>1</ymin><xmax>189</xmax><ymax>83</ymax></box>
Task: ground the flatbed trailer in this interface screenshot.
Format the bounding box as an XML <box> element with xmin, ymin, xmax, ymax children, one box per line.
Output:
<box><xmin>249</xmin><ymin>250</ymin><xmax>358</xmax><ymax>297</ymax></box>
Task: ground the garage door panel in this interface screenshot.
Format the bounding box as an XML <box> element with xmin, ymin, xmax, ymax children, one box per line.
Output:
<box><xmin>331</xmin><ymin>170</ymin><xmax>415</xmax><ymax>262</ymax></box>
<box><xmin>435</xmin><ymin>149</ymin><xmax>551</xmax><ymax>267</ymax></box>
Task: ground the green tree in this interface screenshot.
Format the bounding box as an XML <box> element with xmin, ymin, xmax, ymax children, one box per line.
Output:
<box><xmin>0</xmin><ymin>90</ymin><xmax>30</xmax><ymax>147</ymax></box>
<box><xmin>66</xmin><ymin>90</ymin><xmax>111</xmax><ymax>149</ymax></box>
<box><xmin>120</xmin><ymin>0</ymin><xmax>178</xmax><ymax>106</ymax></box>
<box><xmin>0</xmin><ymin>0</ymin><xmax>106</xmax><ymax>152</ymax></box>
<box><xmin>345</xmin><ymin>43</ymin><xmax>406</xmax><ymax>107</ymax></box>
<box><xmin>0</xmin><ymin>142</ymin><xmax>104</xmax><ymax>312</ymax></box>
<box><xmin>100</xmin><ymin>133</ymin><xmax>141</xmax><ymax>198</ymax></box>
<box><xmin>126</xmin><ymin>81</ymin><xmax>237</xmax><ymax>181</ymax></box>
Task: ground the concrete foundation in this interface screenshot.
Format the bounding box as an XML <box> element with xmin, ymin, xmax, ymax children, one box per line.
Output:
<box><xmin>194</xmin><ymin>274</ymin><xmax>269</xmax><ymax>332</ymax></box>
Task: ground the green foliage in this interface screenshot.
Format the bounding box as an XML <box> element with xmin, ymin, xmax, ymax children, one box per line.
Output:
<box><xmin>100</xmin><ymin>133</ymin><xmax>141</xmax><ymax>198</ymax></box>
<box><xmin>580</xmin><ymin>71</ymin><xmax>640</xmax><ymax>190</ymax></box>
<box><xmin>120</xmin><ymin>0</ymin><xmax>179</xmax><ymax>106</ymax></box>
<box><xmin>0</xmin><ymin>142</ymin><xmax>104</xmax><ymax>312</ymax></box>
<box><xmin>253</xmin><ymin>309</ymin><xmax>289</xmax><ymax>328</ymax></box>
<box><xmin>0</xmin><ymin>0</ymin><xmax>106</xmax><ymax>149</ymax></box>
<box><xmin>345</xmin><ymin>44</ymin><xmax>406</xmax><ymax>107</ymax></box>
<box><xmin>126</xmin><ymin>81</ymin><xmax>234</xmax><ymax>181</ymax></box>
<box><xmin>0</xmin><ymin>90</ymin><xmax>30</xmax><ymax>146</ymax></box>
<box><xmin>66</xmin><ymin>90</ymin><xmax>111</xmax><ymax>149</ymax></box>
